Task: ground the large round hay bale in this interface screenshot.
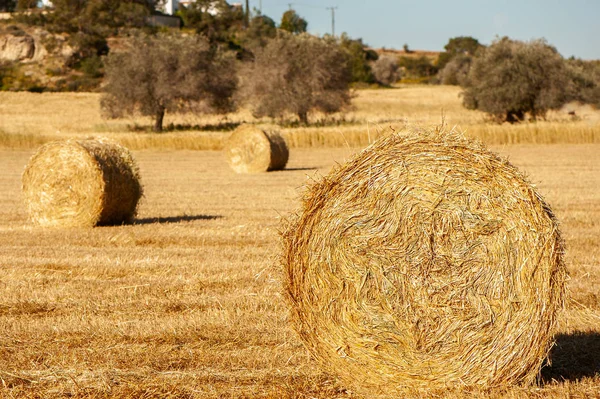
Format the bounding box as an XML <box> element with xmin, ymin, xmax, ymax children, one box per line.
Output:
<box><xmin>283</xmin><ymin>127</ymin><xmax>566</xmax><ymax>396</ymax></box>
<box><xmin>224</xmin><ymin>124</ymin><xmax>288</xmax><ymax>173</ymax></box>
<box><xmin>22</xmin><ymin>138</ymin><xmax>143</xmax><ymax>227</ymax></box>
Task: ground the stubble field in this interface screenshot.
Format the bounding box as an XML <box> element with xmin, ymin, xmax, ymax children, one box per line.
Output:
<box><xmin>0</xmin><ymin>86</ymin><xmax>599</xmax><ymax>398</ymax></box>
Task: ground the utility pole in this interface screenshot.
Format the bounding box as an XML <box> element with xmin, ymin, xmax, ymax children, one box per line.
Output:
<box><xmin>326</xmin><ymin>6</ymin><xmax>338</xmax><ymax>37</ymax></box>
<box><xmin>288</xmin><ymin>3</ymin><xmax>293</xmax><ymax>10</ymax></box>
<box><xmin>245</xmin><ymin>0</ymin><xmax>250</xmax><ymax>27</ymax></box>
<box><xmin>259</xmin><ymin>0</ymin><xmax>262</xmax><ymax>13</ymax></box>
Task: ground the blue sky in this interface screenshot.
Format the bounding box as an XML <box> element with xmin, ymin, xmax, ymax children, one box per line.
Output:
<box><xmin>251</xmin><ymin>0</ymin><xmax>600</xmax><ymax>60</ymax></box>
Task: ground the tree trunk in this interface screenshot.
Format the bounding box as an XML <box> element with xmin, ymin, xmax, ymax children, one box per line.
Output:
<box><xmin>154</xmin><ymin>106</ymin><xmax>165</xmax><ymax>132</ymax></box>
<box><xmin>298</xmin><ymin>111</ymin><xmax>308</xmax><ymax>125</ymax></box>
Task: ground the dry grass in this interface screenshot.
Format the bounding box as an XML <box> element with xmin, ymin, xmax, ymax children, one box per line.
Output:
<box><xmin>1</xmin><ymin>86</ymin><xmax>599</xmax><ymax>150</ymax></box>
<box><xmin>0</xmin><ymin>143</ymin><xmax>599</xmax><ymax>398</ymax></box>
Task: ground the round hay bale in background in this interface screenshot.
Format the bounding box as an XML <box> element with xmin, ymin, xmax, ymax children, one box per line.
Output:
<box><xmin>224</xmin><ymin>124</ymin><xmax>288</xmax><ymax>173</ymax></box>
<box><xmin>283</xmin><ymin>126</ymin><xmax>566</xmax><ymax>396</ymax></box>
<box><xmin>22</xmin><ymin>138</ymin><xmax>143</xmax><ymax>227</ymax></box>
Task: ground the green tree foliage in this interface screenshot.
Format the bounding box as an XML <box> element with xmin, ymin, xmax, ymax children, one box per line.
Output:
<box><xmin>47</xmin><ymin>0</ymin><xmax>153</xmax><ymax>34</ymax></box>
<box><xmin>16</xmin><ymin>0</ymin><xmax>36</xmax><ymax>10</ymax></box>
<box><xmin>437</xmin><ymin>36</ymin><xmax>482</xmax><ymax>70</ymax></box>
<box><xmin>461</xmin><ymin>37</ymin><xmax>571</xmax><ymax>122</ymax></box>
<box><xmin>279</xmin><ymin>9</ymin><xmax>307</xmax><ymax>34</ymax></box>
<box><xmin>238</xmin><ymin>33</ymin><xmax>352</xmax><ymax>124</ymax></box>
<box><xmin>0</xmin><ymin>0</ymin><xmax>17</xmax><ymax>12</ymax></box>
<box><xmin>398</xmin><ymin>55</ymin><xmax>438</xmax><ymax>82</ymax></box>
<box><xmin>372</xmin><ymin>55</ymin><xmax>401</xmax><ymax>86</ymax></box>
<box><xmin>101</xmin><ymin>33</ymin><xmax>237</xmax><ymax>132</ymax></box>
<box><xmin>338</xmin><ymin>33</ymin><xmax>377</xmax><ymax>84</ymax></box>
<box><xmin>178</xmin><ymin>0</ymin><xmax>245</xmax><ymax>43</ymax></box>
<box><xmin>240</xmin><ymin>12</ymin><xmax>277</xmax><ymax>48</ymax></box>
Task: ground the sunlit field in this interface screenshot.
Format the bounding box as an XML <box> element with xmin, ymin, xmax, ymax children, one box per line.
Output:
<box><xmin>1</xmin><ymin>86</ymin><xmax>600</xmax><ymax>150</ymax></box>
<box><xmin>0</xmin><ymin>87</ymin><xmax>599</xmax><ymax>398</ymax></box>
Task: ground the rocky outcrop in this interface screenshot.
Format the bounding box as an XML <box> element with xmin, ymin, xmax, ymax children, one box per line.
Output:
<box><xmin>0</xmin><ymin>28</ymin><xmax>73</xmax><ymax>63</ymax></box>
<box><xmin>0</xmin><ymin>34</ymin><xmax>36</xmax><ymax>61</ymax></box>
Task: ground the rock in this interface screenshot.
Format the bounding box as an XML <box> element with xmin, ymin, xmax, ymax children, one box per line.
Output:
<box><xmin>0</xmin><ymin>34</ymin><xmax>36</xmax><ymax>62</ymax></box>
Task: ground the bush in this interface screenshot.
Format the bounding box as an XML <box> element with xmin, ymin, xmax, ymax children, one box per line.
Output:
<box><xmin>240</xmin><ymin>13</ymin><xmax>277</xmax><ymax>48</ymax></box>
<box><xmin>461</xmin><ymin>37</ymin><xmax>571</xmax><ymax>122</ymax></box>
<box><xmin>67</xmin><ymin>31</ymin><xmax>109</xmax><ymax>67</ymax></box>
<box><xmin>101</xmin><ymin>33</ymin><xmax>237</xmax><ymax>132</ymax></box>
<box><xmin>279</xmin><ymin>9</ymin><xmax>307</xmax><ymax>34</ymax></box>
<box><xmin>79</xmin><ymin>54</ymin><xmax>103</xmax><ymax>78</ymax></box>
<box><xmin>566</xmin><ymin>59</ymin><xmax>600</xmax><ymax>107</ymax></box>
<box><xmin>398</xmin><ymin>55</ymin><xmax>438</xmax><ymax>82</ymax></box>
<box><xmin>0</xmin><ymin>62</ymin><xmax>44</xmax><ymax>92</ymax></box>
<box><xmin>372</xmin><ymin>55</ymin><xmax>401</xmax><ymax>86</ymax></box>
<box><xmin>178</xmin><ymin>0</ymin><xmax>245</xmax><ymax>43</ymax></box>
<box><xmin>238</xmin><ymin>33</ymin><xmax>351</xmax><ymax>124</ymax></box>
<box><xmin>437</xmin><ymin>36</ymin><xmax>483</xmax><ymax>70</ymax></box>
<box><xmin>0</xmin><ymin>0</ymin><xmax>16</xmax><ymax>12</ymax></box>
<box><xmin>438</xmin><ymin>54</ymin><xmax>472</xmax><ymax>86</ymax></box>
<box><xmin>338</xmin><ymin>33</ymin><xmax>377</xmax><ymax>84</ymax></box>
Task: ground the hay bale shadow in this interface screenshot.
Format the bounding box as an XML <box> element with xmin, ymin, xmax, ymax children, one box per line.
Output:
<box><xmin>134</xmin><ymin>215</ymin><xmax>222</xmax><ymax>225</ymax></box>
<box><xmin>542</xmin><ymin>331</ymin><xmax>600</xmax><ymax>383</ymax></box>
<box><xmin>129</xmin><ymin>122</ymin><xmax>240</xmax><ymax>133</ymax></box>
<box><xmin>279</xmin><ymin>167</ymin><xmax>319</xmax><ymax>172</ymax></box>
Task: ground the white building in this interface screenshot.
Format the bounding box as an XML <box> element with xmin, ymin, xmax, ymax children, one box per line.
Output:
<box><xmin>161</xmin><ymin>1</ymin><xmax>242</xmax><ymax>16</ymax></box>
<box><xmin>162</xmin><ymin>0</ymin><xmax>178</xmax><ymax>15</ymax></box>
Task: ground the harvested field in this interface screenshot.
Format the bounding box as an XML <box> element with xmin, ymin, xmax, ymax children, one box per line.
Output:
<box><xmin>2</xmin><ymin>86</ymin><xmax>600</xmax><ymax>150</ymax></box>
<box><xmin>0</xmin><ymin>143</ymin><xmax>599</xmax><ymax>398</ymax></box>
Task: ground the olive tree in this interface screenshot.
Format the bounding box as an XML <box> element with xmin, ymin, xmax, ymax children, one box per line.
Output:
<box><xmin>101</xmin><ymin>33</ymin><xmax>237</xmax><ymax>132</ymax></box>
<box><xmin>279</xmin><ymin>9</ymin><xmax>307</xmax><ymax>34</ymax></box>
<box><xmin>461</xmin><ymin>37</ymin><xmax>570</xmax><ymax>122</ymax></box>
<box><xmin>238</xmin><ymin>33</ymin><xmax>351</xmax><ymax>124</ymax></box>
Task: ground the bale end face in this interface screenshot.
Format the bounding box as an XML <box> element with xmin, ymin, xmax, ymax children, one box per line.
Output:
<box><xmin>282</xmin><ymin>126</ymin><xmax>566</xmax><ymax>396</ymax></box>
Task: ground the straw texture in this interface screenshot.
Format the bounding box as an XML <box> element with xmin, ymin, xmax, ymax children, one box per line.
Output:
<box><xmin>224</xmin><ymin>124</ymin><xmax>289</xmax><ymax>173</ymax></box>
<box><xmin>22</xmin><ymin>138</ymin><xmax>143</xmax><ymax>227</ymax></box>
<box><xmin>283</xmin><ymin>126</ymin><xmax>566</xmax><ymax>396</ymax></box>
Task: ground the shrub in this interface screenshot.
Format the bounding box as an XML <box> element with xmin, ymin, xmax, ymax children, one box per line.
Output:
<box><xmin>101</xmin><ymin>33</ymin><xmax>237</xmax><ymax>132</ymax></box>
<box><xmin>372</xmin><ymin>55</ymin><xmax>401</xmax><ymax>86</ymax></box>
<box><xmin>461</xmin><ymin>37</ymin><xmax>571</xmax><ymax>122</ymax></box>
<box><xmin>237</xmin><ymin>33</ymin><xmax>351</xmax><ymax>124</ymax></box>
<box><xmin>279</xmin><ymin>9</ymin><xmax>307</xmax><ymax>34</ymax></box>
<box><xmin>79</xmin><ymin>54</ymin><xmax>103</xmax><ymax>78</ymax></box>
<box><xmin>437</xmin><ymin>36</ymin><xmax>483</xmax><ymax>70</ymax></box>
<box><xmin>398</xmin><ymin>55</ymin><xmax>438</xmax><ymax>82</ymax></box>
<box><xmin>240</xmin><ymin>13</ymin><xmax>277</xmax><ymax>48</ymax></box>
<box><xmin>566</xmin><ymin>59</ymin><xmax>600</xmax><ymax>107</ymax></box>
<box><xmin>177</xmin><ymin>0</ymin><xmax>245</xmax><ymax>43</ymax></box>
<box><xmin>338</xmin><ymin>33</ymin><xmax>377</xmax><ymax>84</ymax></box>
<box><xmin>0</xmin><ymin>0</ymin><xmax>16</xmax><ymax>12</ymax></box>
<box><xmin>438</xmin><ymin>54</ymin><xmax>472</xmax><ymax>86</ymax></box>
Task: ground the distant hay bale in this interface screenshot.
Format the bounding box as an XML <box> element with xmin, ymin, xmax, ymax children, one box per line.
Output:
<box><xmin>224</xmin><ymin>124</ymin><xmax>288</xmax><ymax>173</ymax></box>
<box><xmin>22</xmin><ymin>138</ymin><xmax>143</xmax><ymax>227</ymax></box>
<box><xmin>283</xmin><ymin>126</ymin><xmax>566</xmax><ymax>396</ymax></box>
